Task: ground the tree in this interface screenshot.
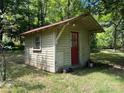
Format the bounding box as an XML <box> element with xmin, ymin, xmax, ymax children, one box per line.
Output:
<box><xmin>83</xmin><ymin>0</ymin><xmax>124</xmax><ymax>49</ymax></box>
<box><xmin>37</xmin><ymin>0</ymin><xmax>49</xmax><ymax>26</ymax></box>
<box><xmin>0</xmin><ymin>0</ymin><xmax>4</xmax><ymax>41</ymax></box>
<box><xmin>0</xmin><ymin>43</ymin><xmax>6</xmax><ymax>81</ymax></box>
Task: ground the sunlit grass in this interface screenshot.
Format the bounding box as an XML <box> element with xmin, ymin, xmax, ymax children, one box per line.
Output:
<box><xmin>0</xmin><ymin>50</ymin><xmax>124</xmax><ymax>93</ymax></box>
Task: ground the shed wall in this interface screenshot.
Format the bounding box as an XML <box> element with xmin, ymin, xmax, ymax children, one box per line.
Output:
<box><xmin>25</xmin><ymin>30</ymin><xmax>56</xmax><ymax>72</ymax></box>
<box><xmin>55</xmin><ymin>22</ymin><xmax>90</xmax><ymax>71</ymax></box>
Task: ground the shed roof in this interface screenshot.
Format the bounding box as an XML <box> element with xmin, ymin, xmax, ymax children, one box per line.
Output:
<box><xmin>21</xmin><ymin>13</ymin><xmax>104</xmax><ymax>35</ymax></box>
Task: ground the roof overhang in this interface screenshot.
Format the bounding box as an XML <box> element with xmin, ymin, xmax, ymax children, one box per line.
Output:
<box><xmin>21</xmin><ymin>13</ymin><xmax>104</xmax><ymax>35</ymax></box>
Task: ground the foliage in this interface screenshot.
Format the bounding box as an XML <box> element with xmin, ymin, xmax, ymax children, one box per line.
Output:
<box><xmin>90</xmin><ymin>33</ymin><xmax>97</xmax><ymax>49</ymax></box>
<box><xmin>0</xmin><ymin>0</ymin><xmax>83</xmax><ymax>45</ymax></box>
<box><xmin>87</xmin><ymin>0</ymin><xmax>124</xmax><ymax>49</ymax></box>
<box><xmin>0</xmin><ymin>0</ymin><xmax>124</xmax><ymax>49</ymax></box>
<box><xmin>96</xmin><ymin>27</ymin><xmax>113</xmax><ymax>49</ymax></box>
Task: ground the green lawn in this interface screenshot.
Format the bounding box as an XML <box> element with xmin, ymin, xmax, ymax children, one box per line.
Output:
<box><xmin>0</xmin><ymin>50</ymin><xmax>124</xmax><ymax>93</ymax></box>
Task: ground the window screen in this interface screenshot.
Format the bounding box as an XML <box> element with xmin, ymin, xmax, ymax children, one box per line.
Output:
<box><xmin>34</xmin><ymin>36</ymin><xmax>41</xmax><ymax>49</ymax></box>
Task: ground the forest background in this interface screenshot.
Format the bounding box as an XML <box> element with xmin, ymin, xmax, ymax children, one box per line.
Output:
<box><xmin>0</xmin><ymin>0</ymin><xmax>124</xmax><ymax>50</ymax></box>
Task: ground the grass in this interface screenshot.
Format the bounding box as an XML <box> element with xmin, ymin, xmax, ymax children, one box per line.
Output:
<box><xmin>0</xmin><ymin>50</ymin><xmax>124</xmax><ymax>93</ymax></box>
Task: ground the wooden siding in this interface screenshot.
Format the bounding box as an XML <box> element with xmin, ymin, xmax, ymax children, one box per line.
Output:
<box><xmin>55</xmin><ymin>21</ymin><xmax>90</xmax><ymax>71</ymax></box>
<box><xmin>25</xmin><ymin>21</ymin><xmax>91</xmax><ymax>72</ymax></box>
<box><xmin>25</xmin><ymin>30</ymin><xmax>56</xmax><ymax>72</ymax></box>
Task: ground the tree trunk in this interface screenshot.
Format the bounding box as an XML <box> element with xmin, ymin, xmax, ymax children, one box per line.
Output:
<box><xmin>0</xmin><ymin>0</ymin><xmax>4</xmax><ymax>13</ymax></box>
<box><xmin>0</xmin><ymin>0</ymin><xmax>4</xmax><ymax>41</ymax></box>
<box><xmin>27</xmin><ymin>0</ymin><xmax>31</xmax><ymax>30</ymax></box>
<box><xmin>39</xmin><ymin>0</ymin><xmax>48</xmax><ymax>26</ymax></box>
<box><xmin>0</xmin><ymin>28</ymin><xmax>3</xmax><ymax>41</ymax></box>
<box><xmin>0</xmin><ymin>45</ymin><xmax>6</xmax><ymax>81</ymax></box>
<box><xmin>67</xmin><ymin>0</ymin><xmax>71</xmax><ymax>18</ymax></box>
<box><xmin>2</xmin><ymin>52</ymin><xmax>6</xmax><ymax>81</ymax></box>
<box><xmin>113</xmin><ymin>17</ymin><xmax>122</xmax><ymax>51</ymax></box>
<box><xmin>122</xmin><ymin>32</ymin><xmax>124</xmax><ymax>49</ymax></box>
<box><xmin>113</xmin><ymin>26</ymin><xmax>117</xmax><ymax>51</ymax></box>
<box><xmin>40</xmin><ymin>15</ymin><xmax>45</xmax><ymax>26</ymax></box>
<box><xmin>0</xmin><ymin>34</ymin><xmax>3</xmax><ymax>42</ymax></box>
<box><xmin>40</xmin><ymin>1</ymin><xmax>44</xmax><ymax>26</ymax></box>
<box><xmin>37</xmin><ymin>0</ymin><xmax>40</xmax><ymax>27</ymax></box>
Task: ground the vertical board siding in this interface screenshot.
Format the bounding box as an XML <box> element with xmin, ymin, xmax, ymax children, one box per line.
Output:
<box><xmin>25</xmin><ymin>30</ymin><xmax>55</xmax><ymax>72</ymax></box>
<box><xmin>55</xmin><ymin>22</ymin><xmax>90</xmax><ymax>71</ymax></box>
<box><xmin>56</xmin><ymin>28</ymin><xmax>71</xmax><ymax>71</ymax></box>
<box><xmin>25</xmin><ymin>21</ymin><xmax>90</xmax><ymax>72</ymax></box>
<box><xmin>79</xmin><ymin>29</ymin><xmax>90</xmax><ymax>65</ymax></box>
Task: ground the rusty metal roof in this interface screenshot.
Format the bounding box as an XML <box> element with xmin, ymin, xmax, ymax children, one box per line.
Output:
<box><xmin>21</xmin><ymin>13</ymin><xmax>104</xmax><ymax>35</ymax></box>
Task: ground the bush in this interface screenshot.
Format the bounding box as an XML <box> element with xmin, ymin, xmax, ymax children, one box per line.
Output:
<box><xmin>3</xmin><ymin>42</ymin><xmax>24</xmax><ymax>50</ymax></box>
<box><xmin>4</xmin><ymin>42</ymin><xmax>15</xmax><ymax>47</ymax></box>
<box><xmin>15</xmin><ymin>45</ymin><xmax>24</xmax><ymax>50</ymax></box>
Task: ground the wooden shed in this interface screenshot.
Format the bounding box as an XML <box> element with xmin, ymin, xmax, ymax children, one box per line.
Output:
<box><xmin>21</xmin><ymin>13</ymin><xmax>104</xmax><ymax>72</ymax></box>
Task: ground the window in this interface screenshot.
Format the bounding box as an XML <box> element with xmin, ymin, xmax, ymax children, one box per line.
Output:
<box><xmin>33</xmin><ymin>36</ymin><xmax>41</xmax><ymax>50</ymax></box>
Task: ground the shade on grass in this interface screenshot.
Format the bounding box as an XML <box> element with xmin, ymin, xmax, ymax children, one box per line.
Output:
<box><xmin>0</xmin><ymin>50</ymin><xmax>124</xmax><ymax>93</ymax></box>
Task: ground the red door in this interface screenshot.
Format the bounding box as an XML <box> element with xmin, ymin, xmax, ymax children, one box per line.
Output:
<box><xmin>71</xmin><ymin>32</ymin><xmax>79</xmax><ymax>65</ymax></box>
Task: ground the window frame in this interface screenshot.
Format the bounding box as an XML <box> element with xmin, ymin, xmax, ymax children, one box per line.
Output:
<box><xmin>33</xmin><ymin>35</ymin><xmax>42</xmax><ymax>52</ymax></box>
